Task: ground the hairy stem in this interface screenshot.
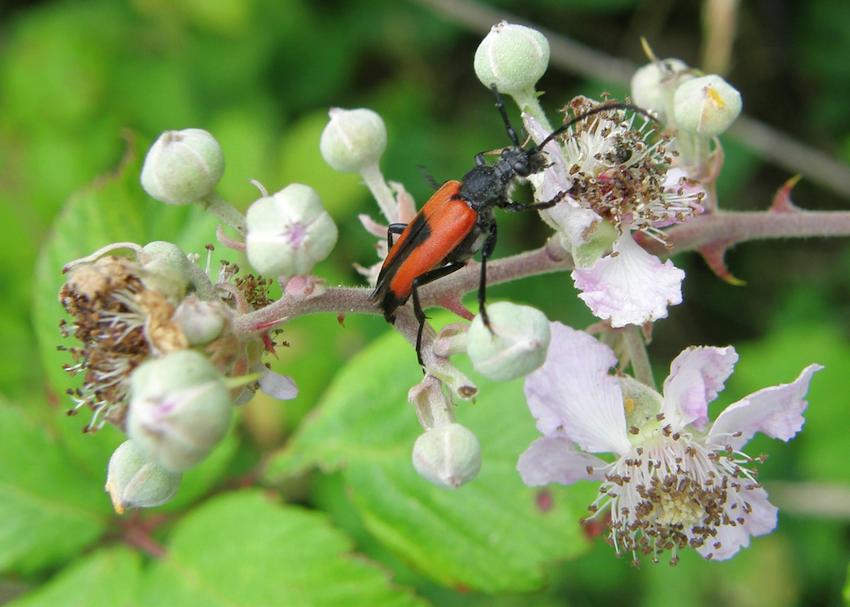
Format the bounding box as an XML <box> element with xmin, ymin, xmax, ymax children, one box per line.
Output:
<box><xmin>202</xmin><ymin>193</ymin><xmax>246</xmax><ymax>235</ymax></box>
<box><xmin>658</xmin><ymin>209</ymin><xmax>850</xmax><ymax>255</ymax></box>
<box><xmin>234</xmin><ymin>207</ymin><xmax>850</xmax><ymax>335</ymax></box>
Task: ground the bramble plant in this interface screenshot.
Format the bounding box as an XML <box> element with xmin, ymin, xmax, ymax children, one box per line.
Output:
<box><xmin>58</xmin><ymin>19</ymin><xmax>840</xmax><ymax>569</ymax></box>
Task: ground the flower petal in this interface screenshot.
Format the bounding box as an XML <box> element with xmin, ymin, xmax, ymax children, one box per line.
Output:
<box><xmin>662</xmin><ymin>346</ymin><xmax>738</xmax><ymax>430</ymax></box>
<box><xmin>695</xmin><ymin>487</ymin><xmax>777</xmax><ymax>561</ymax></box>
<box><xmin>523</xmin><ymin>113</ymin><xmax>603</xmax><ymax>248</ymax></box>
<box><xmin>572</xmin><ymin>233</ymin><xmax>684</xmax><ymax>327</ymax></box>
<box><xmin>708</xmin><ymin>363</ymin><xmax>823</xmax><ymax>450</ymax></box>
<box><xmin>524</xmin><ymin>323</ymin><xmax>631</xmax><ymax>454</ymax></box>
<box><xmin>258</xmin><ymin>367</ymin><xmax>299</xmax><ymax>400</ymax></box>
<box><xmin>517</xmin><ymin>436</ymin><xmax>608</xmax><ymax>486</ymax></box>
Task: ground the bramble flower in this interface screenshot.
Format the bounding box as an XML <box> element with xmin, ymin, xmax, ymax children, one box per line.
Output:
<box><xmin>518</xmin><ymin>323</ymin><xmax>822</xmax><ymax>563</ymax></box>
<box><xmin>524</xmin><ymin>98</ymin><xmax>705</xmax><ymax>326</ymax></box>
<box><xmin>59</xmin><ymin>249</ymin><xmax>191</xmax><ymax>430</ymax></box>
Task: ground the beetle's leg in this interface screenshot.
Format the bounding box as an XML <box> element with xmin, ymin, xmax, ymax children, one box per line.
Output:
<box><xmin>410</xmin><ymin>282</ymin><xmax>427</xmax><ymax>368</ymax></box>
<box><xmin>478</xmin><ymin>221</ymin><xmax>498</xmax><ymax>332</ymax></box>
<box><xmin>387</xmin><ymin>222</ymin><xmax>406</xmax><ymax>248</ymax></box>
<box><xmin>490</xmin><ymin>84</ymin><xmax>521</xmax><ymax>147</ymax></box>
<box><xmin>498</xmin><ymin>190</ymin><xmax>567</xmax><ymax>212</ymax></box>
<box><xmin>410</xmin><ymin>262</ymin><xmax>467</xmax><ymax>368</ymax></box>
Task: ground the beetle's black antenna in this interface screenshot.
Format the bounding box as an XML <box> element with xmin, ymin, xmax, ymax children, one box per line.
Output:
<box><xmin>489</xmin><ymin>84</ymin><xmax>521</xmax><ymax>148</ymax></box>
<box><xmin>532</xmin><ymin>103</ymin><xmax>659</xmax><ymax>153</ymax></box>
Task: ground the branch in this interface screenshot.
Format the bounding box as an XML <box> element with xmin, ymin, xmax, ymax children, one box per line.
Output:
<box><xmin>233</xmin><ymin>239</ymin><xmax>572</xmax><ymax>335</ymax></box>
<box><xmin>655</xmin><ymin>209</ymin><xmax>850</xmax><ymax>255</ymax></box>
<box><xmin>413</xmin><ymin>0</ymin><xmax>850</xmax><ymax>200</ymax></box>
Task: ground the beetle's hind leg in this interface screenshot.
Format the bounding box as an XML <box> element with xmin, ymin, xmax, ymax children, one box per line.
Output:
<box><xmin>410</xmin><ymin>262</ymin><xmax>468</xmax><ymax>368</ymax></box>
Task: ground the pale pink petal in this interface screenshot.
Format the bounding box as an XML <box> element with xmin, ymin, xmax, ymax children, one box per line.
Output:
<box><xmin>662</xmin><ymin>346</ymin><xmax>739</xmax><ymax>430</ymax></box>
<box><xmin>708</xmin><ymin>364</ymin><xmax>823</xmax><ymax>450</ymax></box>
<box><xmin>523</xmin><ymin>113</ymin><xmax>572</xmax><ymax>202</ymax></box>
<box><xmin>358</xmin><ymin>213</ymin><xmax>388</xmax><ymax>238</ymax></box>
<box><xmin>523</xmin><ymin>114</ymin><xmax>604</xmax><ymax>248</ymax></box>
<box><xmin>696</xmin><ymin>487</ymin><xmax>777</xmax><ymax>561</ymax></box>
<box><xmin>572</xmin><ymin>233</ymin><xmax>684</xmax><ymax>327</ymax></box>
<box><xmin>258</xmin><ymin>367</ymin><xmax>299</xmax><ymax>400</ymax></box>
<box><xmin>517</xmin><ymin>436</ymin><xmax>608</xmax><ymax>486</ymax></box>
<box><xmin>524</xmin><ymin>323</ymin><xmax>631</xmax><ymax>455</ymax></box>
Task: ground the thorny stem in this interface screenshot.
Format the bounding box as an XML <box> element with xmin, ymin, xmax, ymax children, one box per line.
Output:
<box><xmin>202</xmin><ymin>193</ymin><xmax>247</xmax><ymax>235</ymax></box>
<box><xmin>648</xmin><ymin>209</ymin><xmax>850</xmax><ymax>255</ymax></box>
<box><xmin>233</xmin><ymin>208</ymin><xmax>850</xmax><ymax>338</ymax></box>
<box><xmin>622</xmin><ymin>326</ymin><xmax>655</xmax><ymax>390</ymax></box>
<box><xmin>232</xmin><ymin>237</ymin><xmax>572</xmax><ymax>335</ymax></box>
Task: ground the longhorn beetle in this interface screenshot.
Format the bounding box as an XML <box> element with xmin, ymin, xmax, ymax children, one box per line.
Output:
<box><xmin>371</xmin><ymin>86</ymin><xmax>653</xmax><ymax>365</ymax></box>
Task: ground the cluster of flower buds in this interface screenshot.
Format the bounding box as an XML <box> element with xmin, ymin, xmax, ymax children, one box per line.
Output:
<box><xmin>64</xmin><ymin>125</ymin><xmax>342</xmax><ymax>512</ymax></box>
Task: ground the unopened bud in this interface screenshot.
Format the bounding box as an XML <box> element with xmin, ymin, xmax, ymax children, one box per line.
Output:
<box><xmin>412</xmin><ymin>423</ymin><xmax>481</xmax><ymax>488</ymax></box>
<box><xmin>320</xmin><ymin>108</ymin><xmax>387</xmax><ymax>173</ymax></box>
<box><xmin>467</xmin><ymin>302</ymin><xmax>550</xmax><ymax>381</ymax></box>
<box><xmin>630</xmin><ymin>59</ymin><xmax>689</xmax><ymax>121</ymax></box>
<box><xmin>127</xmin><ymin>350</ymin><xmax>232</xmax><ymax>472</ymax></box>
<box><xmin>141</xmin><ymin>128</ymin><xmax>224</xmax><ymax>205</ymax></box>
<box><xmin>245</xmin><ymin>183</ymin><xmax>338</xmax><ymax>277</ymax></box>
<box><xmin>105</xmin><ymin>440</ymin><xmax>181</xmax><ymax>514</ymax></box>
<box><xmin>673</xmin><ymin>75</ymin><xmax>742</xmax><ymax>136</ymax></box>
<box><xmin>139</xmin><ymin>241</ymin><xmax>193</xmax><ymax>301</ymax></box>
<box><xmin>172</xmin><ymin>295</ymin><xmax>227</xmax><ymax>345</ymax></box>
<box><xmin>474</xmin><ymin>21</ymin><xmax>549</xmax><ymax>96</ymax></box>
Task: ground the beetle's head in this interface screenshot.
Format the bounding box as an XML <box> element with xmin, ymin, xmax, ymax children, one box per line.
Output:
<box><xmin>500</xmin><ymin>147</ymin><xmax>547</xmax><ymax>179</ymax></box>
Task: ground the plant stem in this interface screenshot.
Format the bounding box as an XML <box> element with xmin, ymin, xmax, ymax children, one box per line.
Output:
<box><xmin>360</xmin><ymin>163</ymin><xmax>398</xmax><ymax>223</ymax></box>
<box><xmin>202</xmin><ymin>194</ymin><xmax>246</xmax><ymax>235</ymax></box>
<box><xmin>622</xmin><ymin>326</ymin><xmax>655</xmax><ymax>390</ymax></box>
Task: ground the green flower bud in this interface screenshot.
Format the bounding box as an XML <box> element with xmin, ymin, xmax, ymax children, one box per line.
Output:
<box><xmin>630</xmin><ymin>59</ymin><xmax>689</xmax><ymax>122</ymax></box>
<box><xmin>172</xmin><ymin>295</ymin><xmax>226</xmax><ymax>345</ymax></box>
<box><xmin>127</xmin><ymin>350</ymin><xmax>232</xmax><ymax>472</ymax></box>
<box><xmin>105</xmin><ymin>440</ymin><xmax>181</xmax><ymax>514</ymax></box>
<box><xmin>474</xmin><ymin>21</ymin><xmax>549</xmax><ymax>96</ymax></box>
<box><xmin>141</xmin><ymin>128</ymin><xmax>224</xmax><ymax>205</ymax></box>
<box><xmin>412</xmin><ymin>423</ymin><xmax>481</xmax><ymax>489</ymax></box>
<box><xmin>245</xmin><ymin>183</ymin><xmax>338</xmax><ymax>277</ymax></box>
<box><xmin>673</xmin><ymin>75</ymin><xmax>742</xmax><ymax>136</ymax></box>
<box><xmin>320</xmin><ymin>108</ymin><xmax>387</xmax><ymax>173</ymax></box>
<box><xmin>467</xmin><ymin>302</ymin><xmax>550</xmax><ymax>381</ymax></box>
<box><xmin>139</xmin><ymin>241</ymin><xmax>193</xmax><ymax>302</ymax></box>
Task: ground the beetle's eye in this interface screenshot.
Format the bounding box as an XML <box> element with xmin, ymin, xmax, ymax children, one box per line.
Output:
<box><xmin>513</xmin><ymin>160</ymin><xmax>528</xmax><ymax>175</ymax></box>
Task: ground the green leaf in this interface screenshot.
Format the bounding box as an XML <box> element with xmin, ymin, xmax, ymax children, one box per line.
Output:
<box><xmin>139</xmin><ymin>490</ymin><xmax>426</xmax><ymax>607</ymax></box>
<box><xmin>6</xmin><ymin>547</ymin><xmax>141</xmax><ymax>607</ymax></box>
<box><xmin>266</xmin><ymin>328</ymin><xmax>590</xmax><ymax>592</ymax></box>
<box><xmin>0</xmin><ymin>400</ymin><xmax>110</xmax><ymax>574</ymax></box>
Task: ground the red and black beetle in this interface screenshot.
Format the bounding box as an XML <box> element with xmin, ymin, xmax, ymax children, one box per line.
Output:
<box><xmin>371</xmin><ymin>86</ymin><xmax>648</xmax><ymax>364</ymax></box>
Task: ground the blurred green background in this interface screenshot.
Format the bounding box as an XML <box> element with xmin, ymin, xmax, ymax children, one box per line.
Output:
<box><xmin>1</xmin><ymin>0</ymin><xmax>849</xmax><ymax>605</ymax></box>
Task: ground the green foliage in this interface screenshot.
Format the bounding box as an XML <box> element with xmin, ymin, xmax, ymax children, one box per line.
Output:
<box><xmin>139</xmin><ymin>491</ymin><xmax>426</xmax><ymax>607</ymax></box>
<box><xmin>6</xmin><ymin>547</ymin><xmax>141</xmax><ymax>607</ymax></box>
<box><xmin>267</xmin><ymin>326</ymin><xmax>590</xmax><ymax>593</ymax></box>
<box><xmin>0</xmin><ymin>400</ymin><xmax>109</xmax><ymax>574</ymax></box>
